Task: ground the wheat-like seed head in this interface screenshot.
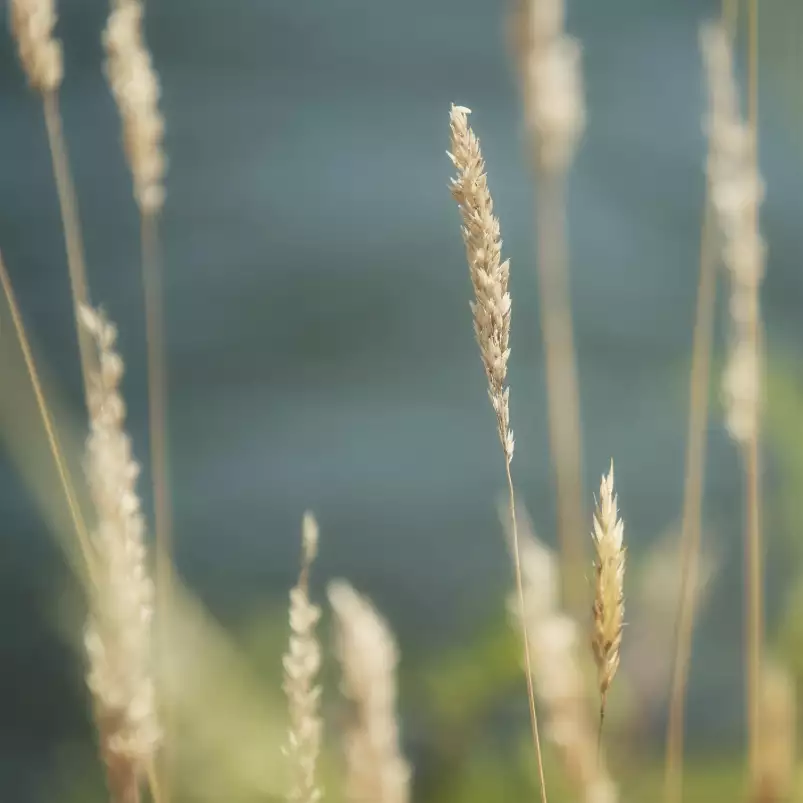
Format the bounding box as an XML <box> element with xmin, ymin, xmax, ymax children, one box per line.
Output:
<box><xmin>504</xmin><ymin>506</ymin><xmax>618</xmax><ymax>803</ymax></box>
<box><xmin>9</xmin><ymin>0</ymin><xmax>63</xmax><ymax>92</ymax></box>
<box><xmin>328</xmin><ymin>581</ymin><xmax>410</xmax><ymax>803</ymax></box>
<box><xmin>510</xmin><ymin>0</ymin><xmax>585</xmax><ymax>175</ymax></box>
<box><xmin>103</xmin><ymin>0</ymin><xmax>166</xmax><ymax>214</ymax></box>
<box><xmin>700</xmin><ymin>22</ymin><xmax>765</xmax><ymax>447</ymax></box>
<box><xmin>448</xmin><ymin>104</ymin><xmax>514</xmax><ymax>460</ymax></box>
<box><xmin>81</xmin><ymin>305</ymin><xmax>160</xmax><ymax>803</ymax></box>
<box><xmin>282</xmin><ymin>512</ymin><xmax>323</xmax><ymax>803</ymax></box>
<box><xmin>591</xmin><ymin>461</ymin><xmax>625</xmax><ymax>708</ymax></box>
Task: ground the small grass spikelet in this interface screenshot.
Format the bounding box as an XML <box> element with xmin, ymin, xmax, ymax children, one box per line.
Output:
<box><xmin>591</xmin><ymin>461</ymin><xmax>625</xmax><ymax>724</ymax></box>
<box><xmin>282</xmin><ymin>512</ymin><xmax>323</xmax><ymax>803</ymax></box>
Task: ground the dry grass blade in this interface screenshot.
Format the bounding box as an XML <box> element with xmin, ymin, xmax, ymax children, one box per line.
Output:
<box><xmin>663</xmin><ymin>200</ymin><xmax>718</xmax><ymax>803</ymax></box>
<box><xmin>41</xmin><ymin>91</ymin><xmax>97</xmax><ymax>402</ymax></box>
<box><xmin>0</xmin><ymin>250</ymin><xmax>95</xmax><ymax>582</ymax></box>
<box><xmin>448</xmin><ymin>102</ymin><xmax>549</xmax><ymax>803</ymax></box>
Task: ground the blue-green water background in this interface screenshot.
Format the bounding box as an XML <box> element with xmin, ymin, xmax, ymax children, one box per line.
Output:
<box><xmin>1</xmin><ymin>0</ymin><xmax>803</xmax><ymax>799</ymax></box>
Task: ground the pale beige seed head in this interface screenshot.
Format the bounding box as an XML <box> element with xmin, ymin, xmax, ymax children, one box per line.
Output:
<box><xmin>329</xmin><ymin>581</ymin><xmax>410</xmax><ymax>803</ymax></box>
<box><xmin>103</xmin><ymin>0</ymin><xmax>166</xmax><ymax>214</ymax></box>
<box><xmin>302</xmin><ymin>511</ymin><xmax>319</xmax><ymax>566</ymax></box>
<box><xmin>282</xmin><ymin>512</ymin><xmax>323</xmax><ymax>803</ymax></box>
<box><xmin>80</xmin><ymin>305</ymin><xmax>160</xmax><ymax>802</ymax></box>
<box><xmin>9</xmin><ymin>0</ymin><xmax>63</xmax><ymax>92</ymax></box>
<box><xmin>700</xmin><ymin>22</ymin><xmax>765</xmax><ymax>447</ymax></box>
<box><xmin>510</xmin><ymin>0</ymin><xmax>585</xmax><ymax>175</ymax></box>
<box><xmin>448</xmin><ymin>104</ymin><xmax>514</xmax><ymax>459</ymax></box>
<box><xmin>591</xmin><ymin>461</ymin><xmax>625</xmax><ymax>705</ymax></box>
<box><xmin>503</xmin><ymin>506</ymin><xmax>618</xmax><ymax>803</ymax></box>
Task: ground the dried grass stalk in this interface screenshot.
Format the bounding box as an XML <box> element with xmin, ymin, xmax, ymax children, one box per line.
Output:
<box><xmin>753</xmin><ymin>661</ymin><xmax>796</xmax><ymax>803</ymax></box>
<box><xmin>701</xmin><ymin>20</ymin><xmax>765</xmax><ymax>778</ymax></box>
<box><xmin>282</xmin><ymin>513</ymin><xmax>323</xmax><ymax>803</ymax></box>
<box><xmin>509</xmin><ymin>0</ymin><xmax>587</xmax><ymax>612</ymax></box>
<box><xmin>591</xmin><ymin>461</ymin><xmax>625</xmax><ymax>723</ymax></box>
<box><xmin>448</xmin><ymin>103</ymin><xmax>548</xmax><ymax>801</ymax></box>
<box><xmin>81</xmin><ymin>306</ymin><xmax>160</xmax><ymax>803</ymax></box>
<box><xmin>510</xmin><ymin>0</ymin><xmax>585</xmax><ymax>175</ymax></box>
<box><xmin>104</xmin><ymin>5</ymin><xmax>171</xmax><ymax>793</ymax></box>
<box><xmin>10</xmin><ymin>0</ymin><xmax>97</xmax><ymax>402</ymax></box>
<box><xmin>504</xmin><ymin>507</ymin><xmax>618</xmax><ymax>803</ymax></box>
<box><xmin>103</xmin><ymin>0</ymin><xmax>166</xmax><ymax>215</ymax></box>
<box><xmin>328</xmin><ymin>581</ymin><xmax>410</xmax><ymax>803</ymax></box>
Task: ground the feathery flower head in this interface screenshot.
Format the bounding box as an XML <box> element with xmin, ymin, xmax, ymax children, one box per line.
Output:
<box><xmin>511</xmin><ymin>0</ymin><xmax>585</xmax><ymax>174</ymax></box>
<box><xmin>448</xmin><ymin>104</ymin><xmax>514</xmax><ymax>459</ymax></box>
<box><xmin>9</xmin><ymin>0</ymin><xmax>63</xmax><ymax>92</ymax></box>
<box><xmin>329</xmin><ymin>581</ymin><xmax>410</xmax><ymax>803</ymax></box>
<box><xmin>103</xmin><ymin>0</ymin><xmax>166</xmax><ymax>214</ymax></box>
<box><xmin>81</xmin><ymin>305</ymin><xmax>160</xmax><ymax>803</ymax></box>
<box><xmin>591</xmin><ymin>461</ymin><xmax>625</xmax><ymax>706</ymax></box>
<box><xmin>700</xmin><ymin>22</ymin><xmax>765</xmax><ymax>446</ymax></box>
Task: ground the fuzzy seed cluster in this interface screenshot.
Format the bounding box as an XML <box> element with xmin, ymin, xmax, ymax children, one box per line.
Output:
<box><xmin>103</xmin><ymin>0</ymin><xmax>166</xmax><ymax>214</ymax></box>
<box><xmin>329</xmin><ymin>581</ymin><xmax>410</xmax><ymax>803</ymax></box>
<box><xmin>81</xmin><ymin>305</ymin><xmax>160</xmax><ymax>803</ymax></box>
<box><xmin>9</xmin><ymin>0</ymin><xmax>63</xmax><ymax>92</ymax></box>
<box><xmin>701</xmin><ymin>22</ymin><xmax>765</xmax><ymax>446</ymax></box>
<box><xmin>448</xmin><ymin>104</ymin><xmax>515</xmax><ymax>459</ymax></box>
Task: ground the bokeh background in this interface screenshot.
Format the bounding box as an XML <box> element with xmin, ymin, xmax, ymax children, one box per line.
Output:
<box><xmin>2</xmin><ymin>0</ymin><xmax>803</xmax><ymax>800</ymax></box>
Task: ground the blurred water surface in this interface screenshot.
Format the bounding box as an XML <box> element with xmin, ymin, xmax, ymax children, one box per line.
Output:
<box><xmin>1</xmin><ymin>0</ymin><xmax>803</xmax><ymax>797</ymax></box>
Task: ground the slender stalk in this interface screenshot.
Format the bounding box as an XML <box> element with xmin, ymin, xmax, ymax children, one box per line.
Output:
<box><xmin>505</xmin><ymin>459</ymin><xmax>549</xmax><ymax>803</ymax></box>
<box><xmin>141</xmin><ymin>210</ymin><xmax>173</xmax><ymax>803</ymax></box>
<box><xmin>664</xmin><ymin>201</ymin><xmax>718</xmax><ymax>803</ymax></box>
<box><xmin>745</xmin><ymin>0</ymin><xmax>763</xmax><ymax>782</ymax></box>
<box><xmin>147</xmin><ymin>757</ymin><xmax>165</xmax><ymax>803</ymax></box>
<box><xmin>0</xmin><ymin>250</ymin><xmax>95</xmax><ymax>581</ymax></box>
<box><xmin>448</xmin><ymin>105</ymin><xmax>548</xmax><ymax>800</ymax></box>
<box><xmin>723</xmin><ymin>0</ymin><xmax>739</xmax><ymax>37</ymax></box>
<box><xmin>41</xmin><ymin>90</ymin><xmax>95</xmax><ymax>403</ymax></box>
<box><xmin>745</xmin><ymin>430</ymin><xmax>763</xmax><ymax>780</ymax></box>
<box><xmin>534</xmin><ymin>175</ymin><xmax>585</xmax><ymax>614</ymax></box>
